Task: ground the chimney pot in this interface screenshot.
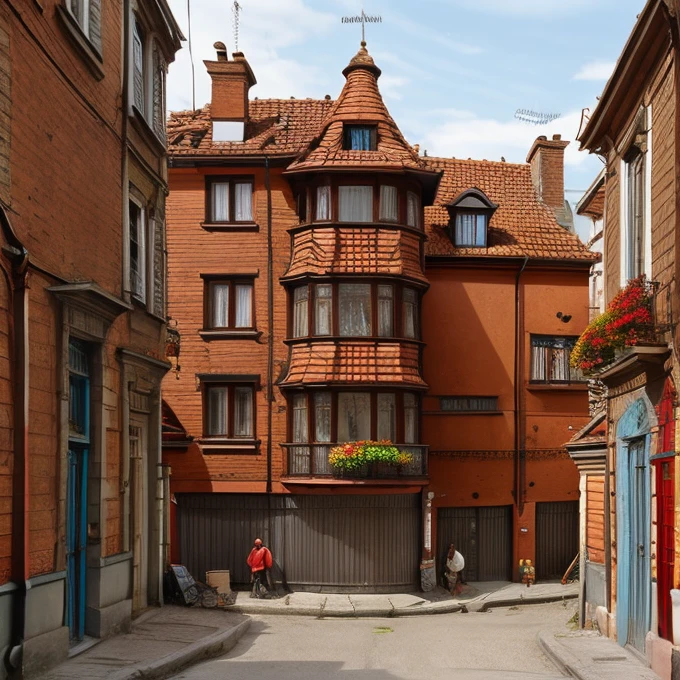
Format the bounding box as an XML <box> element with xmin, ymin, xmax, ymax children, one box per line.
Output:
<box><xmin>552</xmin><ymin>134</ymin><xmax>562</xmax><ymax>141</ymax></box>
<box><xmin>214</xmin><ymin>41</ymin><xmax>228</xmax><ymax>62</ymax></box>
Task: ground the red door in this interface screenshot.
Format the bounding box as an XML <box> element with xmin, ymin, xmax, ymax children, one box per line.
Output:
<box><xmin>656</xmin><ymin>459</ymin><xmax>674</xmax><ymax>641</ymax></box>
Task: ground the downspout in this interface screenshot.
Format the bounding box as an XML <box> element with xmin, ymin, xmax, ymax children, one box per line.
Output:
<box><xmin>514</xmin><ymin>256</ymin><xmax>529</xmax><ymax>518</ymax></box>
<box><xmin>1</xmin><ymin>207</ymin><xmax>29</xmax><ymax>679</ymax></box>
<box><xmin>265</xmin><ymin>156</ymin><xmax>273</xmax><ymax>494</ymax></box>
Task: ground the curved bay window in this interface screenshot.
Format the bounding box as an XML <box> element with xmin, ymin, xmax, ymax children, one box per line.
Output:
<box><xmin>286</xmin><ymin>390</ymin><xmax>423</xmax><ymax>477</ymax></box>
<box><xmin>290</xmin><ymin>281</ymin><xmax>421</xmax><ymax>340</ymax></box>
<box><xmin>296</xmin><ymin>177</ymin><xmax>422</xmax><ymax>228</ymax></box>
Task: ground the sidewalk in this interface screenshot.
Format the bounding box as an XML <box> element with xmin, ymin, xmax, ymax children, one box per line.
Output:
<box><xmin>228</xmin><ymin>580</ymin><xmax>579</xmax><ymax>617</ymax></box>
<box><xmin>538</xmin><ymin>630</ymin><xmax>661</xmax><ymax>680</ymax></box>
<box><xmin>34</xmin><ymin>607</ymin><xmax>250</xmax><ymax>680</ymax></box>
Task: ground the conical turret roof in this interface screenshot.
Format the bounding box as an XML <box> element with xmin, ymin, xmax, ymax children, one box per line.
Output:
<box><xmin>286</xmin><ymin>42</ymin><xmax>428</xmax><ymax>173</ymax></box>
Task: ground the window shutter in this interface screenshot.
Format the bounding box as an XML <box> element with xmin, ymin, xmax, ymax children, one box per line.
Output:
<box><xmin>132</xmin><ymin>23</ymin><xmax>145</xmax><ymax>113</ymax></box>
<box><xmin>152</xmin><ymin>43</ymin><xmax>166</xmax><ymax>139</ymax></box>
<box><xmin>88</xmin><ymin>0</ymin><xmax>102</xmax><ymax>53</ymax></box>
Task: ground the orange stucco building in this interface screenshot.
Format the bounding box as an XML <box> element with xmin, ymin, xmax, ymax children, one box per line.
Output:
<box><xmin>162</xmin><ymin>41</ymin><xmax>596</xmax><ymax>592</ymax></box>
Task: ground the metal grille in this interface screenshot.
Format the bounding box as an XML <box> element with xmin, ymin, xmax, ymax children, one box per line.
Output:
<box><xmin>437</xmin><ymin>506</ymin><xmax>512</xmax><ymax>582</ymax></box>
<box><xmin>536</xmin><ymin>501</ymin><xmax>579</xmax><ymax>580</ymax></box>
<box><xmin>176</xmin><ymin>493</ymin><xmax>420</xmax><ymax>592</ymax></box>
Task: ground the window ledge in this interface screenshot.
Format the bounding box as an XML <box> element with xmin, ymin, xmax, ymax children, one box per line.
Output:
<box><xmin>199</xmin><ymin>329</ymin><xmax>262</xmax><ymax>341</ymax></box>
<box><xmin>284</xmin><ymin>335</ymin><xmax>425</xmax><ymax>346</ymax></box>
<box><xmin>56</xmin><ymin>5</ymin><xmax>104</xmax><ymax>80</ymax></box>
<box><xmin>129</xmin><ymin>110</ymin><xmax>167</xmax><ymax>157</ymax></box>
<box><xmin>201</xmin><ymin>222</ymin><xmax>260</xmax><ymax>233</ymax></box>
<box><xmin>422</xmin><ymin>410</ymin><xmax>504</xmax><ymax>416</ymax></box>
<box><xmin>527</xmin><ymin>383</ymin><xmax>589</xmax><ymax>392</ymax></box>
<box><xmin>198</xmin><ymin>438</ymin><xmax>260</xmax><ymax>455</ymax></box>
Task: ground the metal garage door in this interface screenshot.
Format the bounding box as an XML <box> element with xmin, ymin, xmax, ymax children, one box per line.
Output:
<box><xmin>176</xmin><ymin>493</ymin><xmax>421</xmax><ymax>592</ymax></box>
<box><xmin>437</xmin><ymin>506</ymin><xmax>512</xmax><ymax>582</ymax></box>
<box><xmin>536</xmin><ymin>501</ymin><xmax>579</xmax><ymax>580</ymax></box>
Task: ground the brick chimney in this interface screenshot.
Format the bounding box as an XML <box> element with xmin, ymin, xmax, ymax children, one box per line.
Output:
<box><xmin>526</xmin><ymin>134</ymin><xmax>573</xmax><ymax>230</ymax></box>
<box><xmin>204</xmin><ymin>42</ymin><xmax>256</xmax><ymax>142</ymax></box>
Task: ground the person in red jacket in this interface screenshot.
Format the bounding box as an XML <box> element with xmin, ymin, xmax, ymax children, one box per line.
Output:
<box><xmin>247</xmin><ymin>538</ymin><xmax>273</xmax><ymax>598</ymax></box>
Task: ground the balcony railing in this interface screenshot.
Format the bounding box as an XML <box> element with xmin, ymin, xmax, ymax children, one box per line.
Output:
<box><xmin>281</xmin><ymin>443</ymin><xmax>429</xmax><ymax>479</ymax></box>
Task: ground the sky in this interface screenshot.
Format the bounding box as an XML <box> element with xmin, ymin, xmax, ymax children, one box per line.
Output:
<box><xmin>166</xmin><ymin>0</ymin><xmax>646</xmax><ymax>240</ymax></box>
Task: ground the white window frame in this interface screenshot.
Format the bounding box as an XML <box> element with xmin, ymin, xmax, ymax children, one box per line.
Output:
<box><xmin>66</xmin><ymin>0</ymin><xmax>91</xmax><ymax>38</ymax></box>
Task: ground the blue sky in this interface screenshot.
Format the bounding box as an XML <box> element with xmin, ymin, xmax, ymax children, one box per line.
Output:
<box><xmin>166</xmin><ymin>0</ymin><xmax>645</xmax><ymax>238</ymax></box>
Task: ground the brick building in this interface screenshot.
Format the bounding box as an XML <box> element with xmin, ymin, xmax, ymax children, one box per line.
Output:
<box><xmin>572</xmin><ymin>0</ymin><xmax>680</xmax><ymax>675</ymax></box>
<box><xmin>0</xmin><ymin>1</ymin><xmax>181</xmax><ymax>676</ymax></box>
<box><xmin>162</xmin><ymin>42</ymin><xmax>596</xmax><ymax>593</ymax></box>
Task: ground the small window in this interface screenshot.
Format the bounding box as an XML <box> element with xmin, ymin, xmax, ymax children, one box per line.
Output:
<box><xmin>530</xmin><ymin>335</ymin><xmax>583</xmax><ymax>384</ymax></box>
<box><xmin>624</xmin><ymin>147</ymin><xmax>645</xmax><ymax>280</ymax></box>
<box><xmin>402</xmin><ymin>288</ymin><xmax>418</xmax><ymax>339</ymax></box>
<box><xmin>132</xmin><ymin>20</ymin><xmax>146</xmax><ymax>115</ymax></box>
<box><xmin>379</xmin><ymin>186</ymin><xmax>398</xmax><ymax>222</ymax></box>
<box><xmin>207</xmin><ymin>279</ymin><xmax>254</xmax><ymax>329</ymax></box>
<box><xmin>66</xmin><ymin>0</ymin><xmax>102</xmax><ymax>52</ymax></box>
<box><xmin>293</xmin><ymin>286</ymin><xmax>309</xmax><ymax>338</ymax></box>
<box><xmin>344</xmin><ymin>125</ymin><xmax>377</xmax><ymax>151</ymax></box>
<box><xmin>455</xmin><ymin>213</ymin><xmax>487</xmax><ymax>247</ymax></box>
<box><xmin>440</xmin><ymin>396</ymin><xmax>498</xmax><ymax>412</ymax></box>
<box><xmin>406</xmin><ymin>191</ymin><xmax>420</xmax><ymax>228</ymax></box>
<box><xmin>207</xmin><ymin>179</ymin><xmax>254</xmax><ymax>223</ymax></box>
<box><xmin>339</xmin><ymin>283</ymin><xmax>372</xmax><ymax>336</ymax></box>
<box><xmin>315</xmin><ymin>285</ymin><xmax>332</xmax><ymax>336</ymax></box>
<box><xmin>316</xmin><ymin>185</ymin><xmax>331</xmax><ymax>221</ymax></box>
<box><xmin>377</xmin><ymin>285</ymin><xmax>394</xmax><ymax>337</ymax></box>
<box><xmin>339</xmin><ymin>186</ymin><xmax>373</xmax><ymax>222</ymax></box>
<box><xmin>129</xmin><ymin>199</ymin><xmax>146</xmax><ymax>301</ymax></box>
<box><xmin>205</xmin><ymin>383</ymin><xmax>255</xmax><ymax>438</ymax></box>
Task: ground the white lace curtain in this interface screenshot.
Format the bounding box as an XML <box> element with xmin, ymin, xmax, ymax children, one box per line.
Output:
<box><xmin>402</xmin><ymin>288</ymin><xmax>418</xmax><ymax>339</ymax></box>
<box><xmin>314</xmin><ymin>393</ymin><xmax>332</xmax><ymax>442</ymax></box>
<box><xmin>404</xmin><ymin>393</ymin><xmax>417</xmax><ymax>444</ymax></box>
<box><xmin>338</xmin><ymin>392</ymin><xmax>371</xmax><ymax>441</ymax></box>
<box><xmin>212</xmin><ymin>283</ymin><xmax>229</xmax><ymax>327</ymax></box>
<box><xmin>379</xmin><ymin>185</ymin><xmax>398</xmax><ymax>221</ymax></box>
<box><xmin>234</xmin><ymin>284</ymin><xmax>252</xmax><ymax>327</ymax></box>
<box><xmin>377</xmin><ymin>393</ymin><xmax>396</xmax><ymax>442</ymax></box>
<box><xmin>316</xmin><ymin>185</ymin><xmax>331</xmax><ymax>220</ymax></box>
<box><xmin>315</xmin><ymin>284</ymin><xmax>332</xmax><ymax>335</ymax></box>
<box><xmin>456</xmin><ymin>213</ymin><xmax>486</xmax><ymax>246</ymax></box>
<box><xmin>234</xmin><ymin>387</ymin><xmax>253</xmax><ymax>437</ymax></box>
<box><xmin>212</xmin><ymin>182</ymin><xmax>229</xmax><ymax>221</ymax></box>
<box><xmin>339</xmin><ymin>186</ymin><xmax>373</xmax><ymax>222</ymax></box>
<box><xmin>294</xmin><ymin>286</ymin><xmax>309</xmax><ymax>337</ymax></box>
<box><xmin>208</xmin><ymin>387</ymin><xmax>228</xmax><ymax>435</ymax></box>
<box><xmin>339</xmin><ymin>283</ymin><xmax>371</xmax><ymax>336</ymax></box>
<box><xmin>378</xmin><ymin>285</ymin><xmax>394</xmax><ymax>336</ymax></box>
<box><xmin>407</xmin><ymin>191</ymin><xmax>419</xmax><ymax>228</ymax></box>
<box><xmin>235</xmin><ymin>182</ymin><xmax>253</xmax><ymax>222</ymax></box>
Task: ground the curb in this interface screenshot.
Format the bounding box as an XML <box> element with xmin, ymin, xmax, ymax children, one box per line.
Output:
<box><xmin>479</xmin><ymin>592</ymin><xmax>578</xmax><ymax>612</ymax></box>
<box><xmin>537</xmin><ymin>631</ymin><xmax>582</xmax><ymax>678</ymax></box>
<box><xmin>113</xmin><ymin>619</ymin><xmax>251</xmax><ymax>680</ymax></box>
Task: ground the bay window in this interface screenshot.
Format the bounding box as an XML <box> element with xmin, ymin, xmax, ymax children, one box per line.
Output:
<box><xmin>339</xmin><ymin>186</ymin><xmax>373</xmax><ymax>222</ymax></box>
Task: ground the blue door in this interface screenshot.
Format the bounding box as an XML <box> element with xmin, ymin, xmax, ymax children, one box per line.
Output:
<box><xmin>628</xmin><ymin>437</ymin><xmax>651</xmax><ymax>651</ymax></box>
<box><xmin>66</xmin><ymin>340</ymin><xmax>90</xmax><ymax>641</ymax></box>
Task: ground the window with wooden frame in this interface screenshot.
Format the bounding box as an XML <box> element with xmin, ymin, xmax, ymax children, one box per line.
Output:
<box><xmin>530</xmin><ymin>335</ymin><xmax>583</xmax><ymax>384</ymax></box>
<box><xmin>205</xmin><ymin>177</ymin><xmax>254</xmax><ymax>225</ymax></box>
<box><xmin>406</xmin><ymin>191</ymin><xmax>420</xmax><ymax>229</ymax></box>
<box><xmin>65</xmin><ymin>0</ymin><xmax>102</xmax><ymax>51</ymax></box>
<box><xmin>199</xmin><ymin>376</ymin><xmax>259</xmax><ymax>445</ymax></box>
<box><xmin>455</xmin><ymin>212</ymin><xmax>488</xmax><ymax>247</ymax></box>
<box><xmin>343</xmin><ymin>125</ymin><xmax>377</xmax><ymax>151</ymax></box>
<box><xmin>338</xmin><ymin>185</ymin><xmax>373</xmax><ymax>222</ymax></box>
<box><xmin>204</xmin><ymin>277</ymin><xmax>254</xmax><ymax>331</ymax></box>
<box><xmin>315</xmin><ymin>185</ymin><xmax>331</xmax><ymax>221</ymax></box>
<box><xmin>129</xmin><ymin>198</ymin><xmax>146</xmax><ymax>302</ymax></box>
<box><xmin>379</xmin><ymin>185</ymin><xmax>398</xmax><ymax>222</ymax></box>
<box><xmin>289</xmin><ymin>282</ymin><xmax>420</xmax><ymax>340</ymax></box>
<box><xmin>288</xmin><ymin>390</ymin><xmax>420</xmax><ymax>445</ymax></box>
<box><xmin>623</xmin><ymin>145</ymin><xmax>646</xmax><ymax>281</ymax></box>
<box><xmin>445</xmin><ymin>188</ymin><xmax>497</xmax><ymax>247</ymax></box>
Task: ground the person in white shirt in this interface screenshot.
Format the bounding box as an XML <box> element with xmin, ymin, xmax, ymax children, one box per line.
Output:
<box><xmin>444</xmin><ymin>543</ymin><xmax>465</xmax><ymax>595</ymax></box>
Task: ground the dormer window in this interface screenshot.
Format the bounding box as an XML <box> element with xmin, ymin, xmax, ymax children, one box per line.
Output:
<box><xmin>445</xmin><ymin>188</ymin><xmax>498</xmax><ymax>248</ymax></box>
<box><xmin>344</xmin><ymin>125</ymin><xmax>377</xmax><ymax>151</ymax></box>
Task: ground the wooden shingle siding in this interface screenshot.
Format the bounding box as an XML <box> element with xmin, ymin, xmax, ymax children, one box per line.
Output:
<box><xmin>586</xmin><ymin>475</ymin><xmax>605</xmax><ymax>564</ymax></box>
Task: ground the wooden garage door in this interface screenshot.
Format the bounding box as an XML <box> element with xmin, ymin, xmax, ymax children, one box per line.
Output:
<box><xmin>437</xmin><ymin>506</ymin><xmax>512</xmax><ymax>582</ymax></box>
<box><xmin>176</xmin><ymin>493</ymin><xmax>420</xmax><ymax>592</ymax></box>
<box><xmin>536</xmin><ymin>501</ymin><xmax>579</xmax><ymax>580</ymax></box>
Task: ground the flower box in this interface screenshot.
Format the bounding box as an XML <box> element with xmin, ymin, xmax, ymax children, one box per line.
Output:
<box><xmin>328</xmin><ymin>441</ymin><xmax>413</xmax><ymax>472</ymax></box>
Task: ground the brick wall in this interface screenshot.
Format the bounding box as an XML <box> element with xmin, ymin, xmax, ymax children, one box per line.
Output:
<box><xmin>0</xmin><ymin>270</ymin><xmax>11</xmax><ymax>585</ymax></box>
<box><xmin>0</xmin><ymin>7</ymin><xmax>10</xmax><ymax>206</ymax></box>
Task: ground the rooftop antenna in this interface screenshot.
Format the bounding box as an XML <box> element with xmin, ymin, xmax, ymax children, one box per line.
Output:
<box><xmin>341</xmin><ymin>7</ymin><xmax>382</xmax><ymax>43</ymax></box>
<box><xmin>514</xmin><ymin>109</ymin><xmax>561</xmax><ymax>126</ymax></box>
<box><xmin>232</xmin><ymin>1</ymin><xmax>241</xmax><ymax>52</ymax></box>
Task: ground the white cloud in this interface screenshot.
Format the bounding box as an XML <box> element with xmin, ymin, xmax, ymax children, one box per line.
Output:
<box><xmin>378</xmin><ymin>75</ymin><xmax>410</xmax><ymax>101</ymax></box>
<box><xmin>573</xmin><ymin>61</ymin><xmax>616</xmax><ymax>81</ymax></box>
<box><xmin>419</xmin><ymin>110</ymin><xmax>591</xmax><ymax>167</ymax></box>
<box><xmin>166</xmin><ymin>0</ymin><xmax>336</xmax><ymax>111</ymax></box>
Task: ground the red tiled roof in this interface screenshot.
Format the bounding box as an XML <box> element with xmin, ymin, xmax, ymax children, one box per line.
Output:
<box><xmin>286</xmin><ymin>44</ymin><xmax>427</xmax><ymax>173</ymax></box>
<box><xmin>423</xmin><ymin>157</ymin><xmax>598</xmax><ymax>262</ymax></box>
<box><xmin>167</xmin><ymin>98</ymin><xmax>334</xmax><ymax>156</ymax></box>
<box><xmin>280</xmin><ymin>341</ymin><xmax>427</xmax><ymax>388</ymax></box>
<box><xmin>284</xmin><ymin>226</ymin><xmax>427</xmax><ymax>283</ymax></box>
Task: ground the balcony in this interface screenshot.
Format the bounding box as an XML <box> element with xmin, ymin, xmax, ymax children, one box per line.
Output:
<box><xmin>281</xmin><ymin>443</ymin><xmax>428</xmax><ymax>481</ymax></box>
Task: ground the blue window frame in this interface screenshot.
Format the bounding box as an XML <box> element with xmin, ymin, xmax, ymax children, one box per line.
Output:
<box><xmin>344</xmin><ymin>125</ymin><xmax>376</xmax><ymax>151</ymax></box>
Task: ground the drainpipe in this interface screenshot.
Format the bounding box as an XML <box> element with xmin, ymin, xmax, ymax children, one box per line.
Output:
<box><xmin>1</xmin><ymin>206</ymin><xmax>29</xmax><ymax>679</ymax></box>
<box><xmin>265</xmin><ymin>156</ymin><xmax>273</xmax><ymax>495</ymax></box>
<box><xmin>514</xmin><ymin>256</ymin><xmax>529</xmax><ymax>519</ymax></box>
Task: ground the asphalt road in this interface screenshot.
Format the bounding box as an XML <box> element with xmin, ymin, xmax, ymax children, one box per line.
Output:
<box><xmin>168</xmin><ymin>600</ymin><xmax>576</xmax><ymax>680</ymax></box>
